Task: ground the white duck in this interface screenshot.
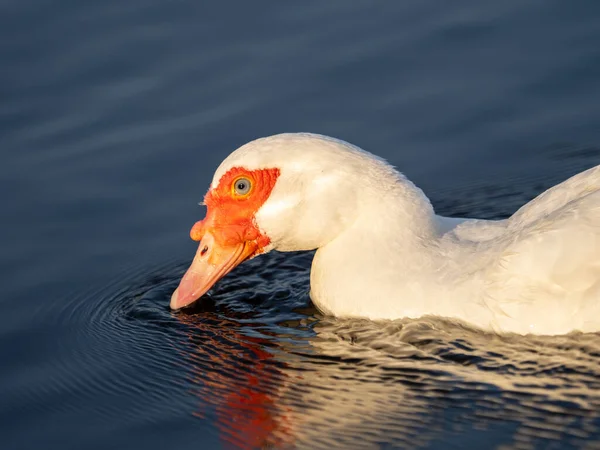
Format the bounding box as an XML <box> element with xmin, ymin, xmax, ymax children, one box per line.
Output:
<box><xmin>171</xmin><ymin>133</ymin><xmax>600</xmax><ymax>335</ymax></box>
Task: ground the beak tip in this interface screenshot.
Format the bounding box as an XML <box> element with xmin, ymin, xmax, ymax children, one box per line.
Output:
<box><xmin>169</xmin><ymin>288</ymin><xmax>183</xmax><ymax>311</ymax></box>
<box><xmin>170</xmin><ymin>286</ymin><xmax>202</xmax><ymax>311</ymax></box>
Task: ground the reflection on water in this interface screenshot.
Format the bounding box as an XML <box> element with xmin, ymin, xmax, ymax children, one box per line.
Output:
<box><xmin>177</xmin><ymin>314</ymin><xmax>294</xmax><ymax>449</ymax></box>
<box><xmin>167</xmin><ymin>251</ymin><xmax>600</xmax><ymax>449</ymax></box>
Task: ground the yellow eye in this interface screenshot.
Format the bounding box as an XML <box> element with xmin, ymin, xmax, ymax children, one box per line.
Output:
<box><xmin>232</xmin><ymin>177</ymin><xmax>252</xmax><ymax>197</ymax></box>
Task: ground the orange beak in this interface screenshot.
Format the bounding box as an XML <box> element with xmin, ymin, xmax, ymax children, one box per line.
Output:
<box><xmin>170</xmin><ymin>220</ymin><xmax>259</xmax><ymax>310</ymax></box>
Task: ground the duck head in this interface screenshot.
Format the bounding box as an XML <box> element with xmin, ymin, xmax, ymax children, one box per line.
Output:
<box><xmin>170</xmin><ymin>133</ymin><xmax>371</xmax><ymax>310</ymax></box>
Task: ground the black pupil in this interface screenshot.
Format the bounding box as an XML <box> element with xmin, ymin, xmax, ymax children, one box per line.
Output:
<box><xmin>237</xmin><ymin>181</ymin><xmax>246</xmax><ymax>190</ymax></box>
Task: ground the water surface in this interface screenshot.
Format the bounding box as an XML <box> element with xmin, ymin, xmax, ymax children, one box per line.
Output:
<box><xmin>2</xmin><ymin>1</ymin><xmax>600</xmax><ymax>449</ymax></box>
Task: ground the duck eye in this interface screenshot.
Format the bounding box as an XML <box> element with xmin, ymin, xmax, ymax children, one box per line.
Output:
<box><xmin>233</xmin><ymin>177</ymin><xmax>252</xmax><ymax>196</ymax></box>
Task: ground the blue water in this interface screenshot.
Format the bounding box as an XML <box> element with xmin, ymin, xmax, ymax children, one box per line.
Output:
<box><xmin>2</xmin><ymin>1</ymin><xmax>600</xmax><ymax>449</ymax></box>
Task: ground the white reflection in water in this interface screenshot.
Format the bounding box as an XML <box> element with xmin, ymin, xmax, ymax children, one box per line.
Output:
<box><xmin>177</xmin><ymin>312</ymin><xmax>600</xmax><ymax>450</ymax></box>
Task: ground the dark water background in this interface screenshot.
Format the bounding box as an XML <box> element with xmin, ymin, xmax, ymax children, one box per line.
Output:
<box><xmin>2</xmin><ymin>1</ymin><xmax>600</xmax><ymax>449</ymax></box>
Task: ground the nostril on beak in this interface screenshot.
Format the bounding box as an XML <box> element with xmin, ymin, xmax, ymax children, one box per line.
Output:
<box><xmin>200</xmin><ymin>245</ymin><xmax>209</xmax><ymax>256</ymax></box>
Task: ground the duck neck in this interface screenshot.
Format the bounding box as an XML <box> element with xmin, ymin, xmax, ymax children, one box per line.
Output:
<box><xmin>309</xmin><ymin>174</ymin><xmax>449</xmax><ymax>319</ymax></box>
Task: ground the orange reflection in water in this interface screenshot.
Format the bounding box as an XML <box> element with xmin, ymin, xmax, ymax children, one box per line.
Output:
<box><xmin>176</xmin><ymin>314</ymin><xmax>295</xmax><ymax>450</ymax></box>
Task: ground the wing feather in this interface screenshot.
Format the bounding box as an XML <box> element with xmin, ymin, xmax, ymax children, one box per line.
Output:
<box><xmin>485</xmin><ymin>170</ymin><xmax>600</xmax><ymax>334</ymax></box>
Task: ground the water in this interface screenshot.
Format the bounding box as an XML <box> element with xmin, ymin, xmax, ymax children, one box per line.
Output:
<box><xmin>2</xmin><ymin>1</ymin><xmax>600</xmax><ymax>449</ymax></box>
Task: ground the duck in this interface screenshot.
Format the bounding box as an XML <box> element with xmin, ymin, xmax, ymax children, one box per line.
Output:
<box><xmin>171</xmin><ymin>133</ymin><xmax>600</xmax><ymax>335</ymax></box>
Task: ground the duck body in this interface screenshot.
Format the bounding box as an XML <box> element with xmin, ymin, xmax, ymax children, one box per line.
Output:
<box><xmin>172</xmin><ymin>133</ymin><xmax>600</xmax><ymax>335</ymax></box>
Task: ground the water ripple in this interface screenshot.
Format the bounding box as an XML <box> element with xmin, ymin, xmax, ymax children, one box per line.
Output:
<box><xmin>9</xmin><ymin>248</ymin><xmax>600</xmax><ymax>449</ymax></box>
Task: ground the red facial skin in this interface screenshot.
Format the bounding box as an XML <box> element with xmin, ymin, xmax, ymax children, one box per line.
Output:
<box><xmin>170</xmin><ymin>167</ymin><xmax>280</xmax><ymax>310</ymax></box>
<box><xmin>191</xmin><ymin>167</ymin><xmax>280</xmax><ymax>255</ymax></box>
